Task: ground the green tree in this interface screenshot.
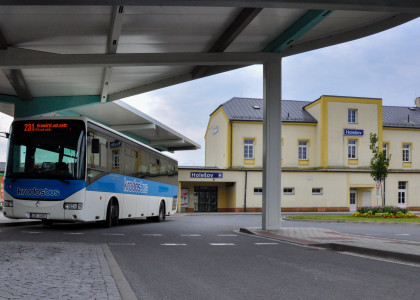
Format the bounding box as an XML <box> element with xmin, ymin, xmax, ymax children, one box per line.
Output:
<box><xmin>369</xmin><ymin>133</ymin><xmax>390</xmax><ymax>205</ymax></box>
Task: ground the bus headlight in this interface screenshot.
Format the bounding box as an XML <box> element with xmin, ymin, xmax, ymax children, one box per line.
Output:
<box><xmin>4</xmin><ymin>200</ymin><xmax>13</xmax><ymax>207</ymax></box>
<box><xmin>63</xmin><ymin>203</ymin><xmax>83</xmax><ymax>210</ymax></box>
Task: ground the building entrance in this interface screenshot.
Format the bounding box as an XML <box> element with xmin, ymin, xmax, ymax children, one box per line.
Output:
<box><xmin>194</xmin><ymin>186</ymin><xmax>218</xmax><ymax>212</ymax></box>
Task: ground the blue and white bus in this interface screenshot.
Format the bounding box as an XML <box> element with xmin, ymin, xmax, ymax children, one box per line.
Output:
<box><xmin>3</xmin><ymin>117</ymin><xmax>178</xmax><ymax>227</ymax></box>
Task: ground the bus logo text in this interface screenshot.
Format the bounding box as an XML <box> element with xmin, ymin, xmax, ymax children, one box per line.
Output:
<box><xmin>17</xmin><ymin>187</ymin><xmax>60</xmax><ymax>197</ymax></box>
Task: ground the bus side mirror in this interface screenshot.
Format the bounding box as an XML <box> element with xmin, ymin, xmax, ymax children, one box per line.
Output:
<box><xmin>0</xmin><ymin>132</ymin><xmax>10</xmax><ymax>139</ymax></box>
<box><xmin>92</xmin><ymin>139</ymin><xmax>100</xmax><ymax>153</ymax></box>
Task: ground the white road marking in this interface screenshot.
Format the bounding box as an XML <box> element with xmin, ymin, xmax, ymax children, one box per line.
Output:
<box><xmin>210</xmin><ymin>243</ymin><xmax>235</xmax><ymax>246</ymax></box>
<box><xmin>218</xmin><ymin>234</ymin><xmax>238</xmax><ymax>237</ymax></box>
<box><xmin>108</xmin><ymin>243</ymin><xmax>135</xmax><ymax>246</ymax></box>
<box><xmin>181</xmin><ymin>234</ymin><xmax>202</xmax><ymax>237</ymax></box>
<box><xmin>394</xmin><ymin>234</ymin><xmax>411</xmax><ymax>236</ymax></box>
<box><xmin>161</xmin><ymin>243</ymin><xmax>187</xmax><ymax>246</ymax></box>
<box><xmin>21</xmin><ymin>231</ymin><xmax>41</xmax><ymax>234</ymax></box>
<box><xmin>103</xmin><ymin>233</ymin><xmax>125</xmax><ymax>236</ymax></box>
<box><xmin>255</xmin><ymin>243</ymin><xmax>278</xmax><ymax>245</ymax></box>
<box><xmin>142</xmin><ymin>234</ymin><xmax>162</xmax><ymax>236</ymax></box>
<box><xmin>64</xmin><ymin>232</ymin><xmax>84</xmax><ymax>235</ymax></box>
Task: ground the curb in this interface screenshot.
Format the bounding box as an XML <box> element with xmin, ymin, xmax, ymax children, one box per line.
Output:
<box><xmin>314</xmin><ymin>243</ymin><xmax>420</xmax><ymax>264</ymax></box>
<box><xmin>240</xmin><ymin>227</ymin><xmax>420</xmax><ymax>265</ymax></box>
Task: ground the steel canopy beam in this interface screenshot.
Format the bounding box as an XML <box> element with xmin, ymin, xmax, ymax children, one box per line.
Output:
<box><xmin>263</xmin><ymin>9</ymin><xmax>333</xmax><ymax>53</ymax></box>
<box><xmin>0</xmin><ymin>49</ymin><xmax>281</xmax><ymax>68</ymax></box>
<box><xmin>0</xmin><ymin>1</ymin><xmax>419</xmax><ymax>13</ymax></box>
<box><xmin>0</xmin><ymin>30</ymin><xmax>32</xmax><ymax>101</ymax></box>
<box><xmin>281</xmin><ymin>13</ymin><xmax>418</xmax><ymax>57</ymax></box>
<box><xmin>101</xmin><ymin>5</ymin><xmax>125</xmax><ymax>103</ymax></box>
<box><xmin>192</xmin><ymin>7</ymin><xmax>262</xmax><ymax>79</ymax></box>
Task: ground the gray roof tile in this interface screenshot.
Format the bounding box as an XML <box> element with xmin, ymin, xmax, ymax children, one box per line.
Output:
<box><xmin>383</xmin><ymin>106</ymin><xmax>420</xmax><ymax>128</ymax></box>
<box><xmin>220</xmin><ymin>97</ymin><xmax>317</xmax><ymax>123</ymax></box>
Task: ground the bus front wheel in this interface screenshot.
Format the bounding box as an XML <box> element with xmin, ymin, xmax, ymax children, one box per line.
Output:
<box><xmin>104</xmin><ymin>200</ymin><xmax>119</xmax><ymax>228</ymax></box>
<box><xmin>147</xmin><ymin>202</ymin><xmax>165</xmax><ymax>222</ymax></box>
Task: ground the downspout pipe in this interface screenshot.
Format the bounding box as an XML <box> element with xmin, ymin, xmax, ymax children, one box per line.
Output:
<box><xmin>244</xmin><ymin>170</ymin><xmax>248</xmax><ymax>212</ymax></box>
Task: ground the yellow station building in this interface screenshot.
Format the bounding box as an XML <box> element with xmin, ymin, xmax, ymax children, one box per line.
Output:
<box><xmin>178</xmin><ymin>95</ymin><xmax>420</xmax><ymax>213</ymax></box>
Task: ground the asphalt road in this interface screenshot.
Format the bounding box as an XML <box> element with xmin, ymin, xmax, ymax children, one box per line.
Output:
<box><xmin>1</xmin><ymin>215</ymin><xmax>419</xmax><ymax>299</ymax></box>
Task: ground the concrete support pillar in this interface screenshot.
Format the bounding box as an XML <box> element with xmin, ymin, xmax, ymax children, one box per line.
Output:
<box><xmin>262</xmin><ymin>58</ymin><xmax>282</xmax><ymax>230</ymax></box>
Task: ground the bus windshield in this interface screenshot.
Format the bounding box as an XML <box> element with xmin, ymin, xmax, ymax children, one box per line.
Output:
<box><xmin>6</xmin><ymin>120</ymin><xmax>86</xmax><ymax>181</ymax></box>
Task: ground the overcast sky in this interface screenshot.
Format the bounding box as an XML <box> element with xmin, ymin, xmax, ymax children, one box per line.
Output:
<box><xmin>0</xmin><ymin>17</ymin><xmax>419</xmax><ymax>166</ymax></box>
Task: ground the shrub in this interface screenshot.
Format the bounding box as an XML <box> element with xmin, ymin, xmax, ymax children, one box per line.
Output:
<box><xmin>352</xmin><ymin>206</ymin><xmax>418</xmax><ymax>219</ymax></box>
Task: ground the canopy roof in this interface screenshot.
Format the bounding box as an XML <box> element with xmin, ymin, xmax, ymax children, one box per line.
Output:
<box><xmin>0</xmin><ymin>1</ymin><xmax>418</xmax><ymax>150</ymax></box>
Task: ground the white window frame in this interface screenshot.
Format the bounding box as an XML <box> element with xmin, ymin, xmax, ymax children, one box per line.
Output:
<box><xmin>383</xmin><ymin>142</ymin><xmax>389</xmax><ymax>159</ymax></box>
<box><xmin>402</xmin><ymin>143</ymin><xmax>411</xmax><ymax>162</ymax></box>
<box><xmin>348</xmin><ymin>139</ymin><xmax>357</xmax><ymax>159</ymax></box>
<box><xmin>312</xmin><ymin>188</ymin><xmax>323</xmax><ymax>195</ymax></box>
<box><xmin>398</xmin><ymin>181</ymin><xmax>407</xmax><ymax>204</ymax></box>
<box><xmin>348</xmin><ymin>109</ymin><xmax>357</xmax><ymax>124</ymax></box>
<box><xmin>244</xmin><ymin>139</ymin><xmax>255</xmax><ymax>159</ymax></box>
<box><xmin>298</xmin><ymin>141</ymin><xmax>308</xmax><ymax>160</ymax></box>
<box><xmin>349</xmin><ymin>188</ymin><xmax>357</xmax><ymax>205</ymax></box>
<box><xmin>283</xmin><ymin>188</ymin><xmax>295</xmax><ymax>195</ymax></box>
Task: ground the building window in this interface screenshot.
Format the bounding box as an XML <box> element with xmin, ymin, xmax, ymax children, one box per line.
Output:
<box><xmin>383</xmin><ymin>142</ymin><xmax>389</xmax><ymax>159</ymax></box>
<box><xmin>348</xmin><ymin>139</ymin><xmax>357</xmax><ymax>159</ymax></box>
<box><xmin>244</xmin><ymin>139</ymin><xmax>255</xmax><ymax>159</ymax></box>
<box><xmin>398</xmin><ymin>181</ymin><xmax>407</xmax><ymax>205</ymax></box>
<box><xmin>283</xmin><ymin>188</ymin><xmax>295</xmax><ymax>195</ymax></box>
<box><xmin>312</xmin><ymin>188</ymin><xmax>323</xmax><ymax>195</ymax></box>
<box><xmin>348</xmin><ymin>109</ymin><xmax>357</xmax><ymax>123</ymax></box>
<box><xmin>254</xmin><ymin>187</ymin><xmax>263</xmax><ymax>195</ymax></box>
<box><xmin>402</xmin><ymin>143</ymin><xmax>411</xmax><ymax>162</ymax></box>
<box><xmin>112</xmin><ymin>150</ymin><xmax>120</xmax><ymax>168</ymax></box>
<box><xmin>298</xmin><ymin>140</ymin><xmax>308</xmax><ymax>160</ymax></box>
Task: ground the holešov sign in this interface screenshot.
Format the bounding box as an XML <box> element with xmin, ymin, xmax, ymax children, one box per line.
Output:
<box><xmin>190</xmin><ymin>172</ymin><xmax>223</xmax><ymax>179</ymax></box>
<box><xmin>344</xmin><ymin>129</ymin><xmax>364</xmax><ymax>136</ymax></box>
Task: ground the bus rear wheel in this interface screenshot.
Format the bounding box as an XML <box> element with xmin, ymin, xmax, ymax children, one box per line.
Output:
<box><xmin>104</xmin><ymin>200</ymin><xmax>119</xmax><ymax>228</ymax></box>
<box><xmin>42</xmin><ymin>219</ymin><xmax>53</xmax><ymax>226</ymax></box>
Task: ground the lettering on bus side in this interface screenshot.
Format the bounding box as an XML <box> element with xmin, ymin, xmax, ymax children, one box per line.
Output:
<box><xmin>123</xmin><ymin>178</ymin><xmax>148</xmax><ymax>194</ymax></box>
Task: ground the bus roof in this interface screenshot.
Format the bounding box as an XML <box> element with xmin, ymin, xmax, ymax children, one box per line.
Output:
<box><xmin>12</xmin><ymin>115</ymin><xmax>178</xmax><ymax>163</ymax></box>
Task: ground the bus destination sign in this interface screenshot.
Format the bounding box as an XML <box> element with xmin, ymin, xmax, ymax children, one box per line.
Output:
<box><xmin>24</xmin><ymin>122</ymin><xmax>70</xmax><ymax>132</ymax></box>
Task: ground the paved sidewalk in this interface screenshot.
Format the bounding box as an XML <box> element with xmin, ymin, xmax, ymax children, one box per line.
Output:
<box><xmin>240</xmin><ymin>226</ymin><xmax>420</xmax><ymax>264</ymax></box>
<box><xmin>0</xmin><ymin>241</ymin><xmax>121</xmax><ymax>300</ymax></box>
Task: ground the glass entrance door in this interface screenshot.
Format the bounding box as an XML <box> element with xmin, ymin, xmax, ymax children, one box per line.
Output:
<box><xmin>194</xmin><ymin>186</ymin><xmax>218</xmax><ymax>212</ymax></box>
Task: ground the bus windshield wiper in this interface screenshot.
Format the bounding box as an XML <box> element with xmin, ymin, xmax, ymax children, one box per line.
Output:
<box><xmin>57</xmin><ymin>178</ymin><xmax>70</xmax><ymax>184</ymax></box>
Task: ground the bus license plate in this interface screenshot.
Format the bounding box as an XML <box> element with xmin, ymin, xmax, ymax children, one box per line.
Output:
<box><xmin>30</xmin><ymin>213</ymin><xmax>47</xmax><ymax>219</ymax></box>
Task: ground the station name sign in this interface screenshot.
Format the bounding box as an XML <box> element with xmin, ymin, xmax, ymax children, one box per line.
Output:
<box><xmin>110</xmin><ymin>140</ymin><xmax>122</xmax><ymax>148</ymax></box>
<box><xmin>344</xmin><ymin>129</ymin><xmax>364</xmax><ymax>136</ymax></box>
<box><xmin>190</xmin><ymin>172</ymin><xmax>223</xmax><ymax>179</ymax></box>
